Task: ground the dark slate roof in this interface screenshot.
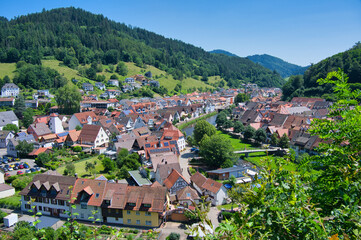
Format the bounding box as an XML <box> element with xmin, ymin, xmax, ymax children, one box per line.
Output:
<box><xmin>0</xmin><ymin>111</ymin><xmax>18</xmax><ymax>127</ymax></box>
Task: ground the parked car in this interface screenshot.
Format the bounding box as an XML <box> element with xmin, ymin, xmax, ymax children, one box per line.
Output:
<box><xmin>18</xmin><ymin>165</ymin><xmax>24</xmax><ymax>169</ymax></box>
<box><xmin>3</xmin><ymin>168</ymin><xmax>9</xmax><ymax>172</ymax></box>
<box><xmin>4</xmin><ymin>173</ymin><xmax>10</xmax><ymax>177</ymax></box>
<box><xmin>2</xmin><ymin>160</ymin><xmax>8</xmax><ymax>164</ymax></box>
<box><xmin>23</xmin><ymin>164</ymin><xmax>29</xmax><ymax>169</ymax></box>
<box><xmin>25</xmin><ymin>169</ymin><xmax>31</xmax><ymax>174</ymax></box>
<box><xmin>191</xmin><ymin>147</ymin><xmax>198</xmax><ymax>152</ymax></box>
<box><xmin>8</xmin><ymin>167</ymin><xmax>13</xmax><ymax>171</ymax></box>
<box><xmin>30</xmin><ymin>168</ymin><xmax>36</xmax><ymax>172</ymax></box>
<box><xmin>34</xmin><ymin>167</ymin><xmax>41</xmax><ymax>172</ymax></box>
<box><xmin>15</xmin><ymin>158</ymin><xmax>20</xmax><ymax>161</ymax></box>
<box><xmin>13</xmin><ymin>166</ymin><xmax>18</xmax><ymax>170</ymax></box>
<box><xmin>14</xmin><ymin>163</ymin><xmax>20</xmax><ymax>167</ymax></box>
<box><xmin>17</xmin><ymin>171</ymin><xmax>24</xmax><ymax>175</ymax></box>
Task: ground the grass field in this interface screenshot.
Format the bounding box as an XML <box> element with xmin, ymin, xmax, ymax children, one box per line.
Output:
<box><xmin>216</xmin><ymin>131</ymin><xmax>255</xmax><ymax>151</ymax></box>
<box><xmin>57</xmin><ymin>156</ymin><xmax>104</xmax><ymax>178</ymax></box>
<box><xmin>1</xmin><ymin>59</ymin><xmax>217</xmax><ymax>93</ymax></box>
<box><xmin>0</xmin><ymin>63</ymin><xmax>16</xmax><ymax>79</ymax></box>
<box><xmin>0</xmin><ymin>192</ymin><xmax>21</xmax><ymax>209</ymax></box>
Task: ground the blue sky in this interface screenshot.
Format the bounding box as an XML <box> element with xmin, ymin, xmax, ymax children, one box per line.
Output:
<box><xmin>0</xmin><ymin>0</ymin><xmax>360</xmax><ymax>66</ymax></box>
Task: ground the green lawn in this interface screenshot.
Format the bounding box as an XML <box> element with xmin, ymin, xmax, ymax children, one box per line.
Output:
<box><xmin>57</xmin><ymin>156</ymin><xmax>104</xmax><ymax>178</ymax></box>
<box><xmin>0</xmin><ymin>63</ymin><xmax>16</xmax><ymax>79</ymax></box>
<box><xmin>0</xmin><ymin>192</ymin><xmax>21</xmax><ymax>209</ymax></box>
<box><xmin>216</xmin><ymin>131</ymin><xmax>255</xmax><ymax>151</ymax></box>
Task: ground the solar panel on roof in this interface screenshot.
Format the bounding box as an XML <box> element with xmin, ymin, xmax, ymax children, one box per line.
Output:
<box><xmin>170</xmin><ymin>140</ymin><xmax>177</xmax><ymax>145</ymax></box>
<box><xmin>164</xmin><ymin>142</ymin><xmax>169</xmax><ymax>147</ymax></box>
<box><xmin>106</xmin><ymin>120</ymin><xmax>112</xmax><ymax>124</ymax></box>
<box><xmin>57</xmin><ymin>132</ymin><xmax>69</xmax><ymax>137</ymax></box>
<box><xmin>145</xmin><ymin>144</ymin><xmax>151</xmax><ymax>148</ymax></box>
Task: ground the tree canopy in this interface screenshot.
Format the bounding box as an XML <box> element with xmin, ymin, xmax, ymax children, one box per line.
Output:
<box><xmin>55</xmin><ymin>84</ymin><xmax>82</xmax><ymax>114</ymax></box>
<box><xmin>193</xmin><ymin>120</ymin><xmax>217</xmax><ymax>145</ymax></box>
<box><xmin>199</xmin><ymin>134</ymin><xmax>234</xmax><ymax>168</ymax></box>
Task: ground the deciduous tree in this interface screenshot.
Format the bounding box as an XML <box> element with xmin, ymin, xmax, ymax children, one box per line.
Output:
<box><xmin>193</xmin><ymin>120</ymin><xmax>216</xmax><ymax>145</ymax></box>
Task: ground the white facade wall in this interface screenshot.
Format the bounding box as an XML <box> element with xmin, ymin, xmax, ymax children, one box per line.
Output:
<box><xmin>49</xmin><ymin>117</ymin><xmax>64</xmax><ymax>134</ymax></box>
<box><xmin>1</xmin><ymin>87</ymin><xmax>20</xmax><ymax>97</ymax></box>
<box><xmin>95</xmin><ymin>127</ymin><xmax>109</xmax><ymax>148</ymax></box>
<box><xmin>69</xmin><ymin>116</ymin><xmax>82</xmax><ymax>130</ymax></box>
<box><xmin>0</xmin><ymin>188</ymin><xmax>14</xmax><ymax>199</ymax></box>
<box><xmin>20</xmin><ymin>196</ymin><xmax>69</xmax><ymax>219</ymax></box>
<box><xmin>106</xmin><ymin>217</ymin><xmax>123</xmax><ymax>224</ymax></box>
<box><xmin>177</xmin><ymin>137</ymin><xmax>186</xmax><ymax>151</ymax></box>
<box><xmin>72</xmin><ymin>204</ymin><xmax>102</xmax><ymax>222</ymax></box>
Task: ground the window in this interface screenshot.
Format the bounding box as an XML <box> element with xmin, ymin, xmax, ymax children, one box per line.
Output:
<box><xmin>145</xmin><ymin>212</ymin><xmax>151</xmax><ymax>216</ymax></box>
<box><xmin>108</xmin><ymin>209</ymin><xmax>111</xmax><ymax>213</ymax></box>
<box><xmin>94</xmin><ymin>206</ymin><xmax>98</xmax><ymax>210</ymax></box>
<box><xmin>146</xmin><ymin>221</ymin><xmax>152</xmax><ymax>226</ymax></box>
<box><xmin>136</xmin><ymin>211</ymin><xmax>140</xmax><ymax>215</ymax></box>
<box><xmin>44</xmin><ymin>207</ymin><xmax>49</xmax><ymax>212</ymax></box>
<box><xmin>115</xmin><ymin>217</ymin><xmax>119</xmax><ymax>221</ymax></box>
<box><xmin>127</xmin><ymin>210</ymin><xmax>131</xmax><ymax>215</ymax></box>
<box><xmin>136</xmin><ymin>220</ymin><xmax>140</xmax><ymax>225</ymax></box>
<box><xmin>81</xmin><ymin>203</ymin><xmax>87</xmax><ymax>209</ymax></box>
<box><xmin>59</xmin><ymin>209</ymin><xmax>65</xmax><ymax>214</ymax></box>
<box><xmin>127</xmin><ymin>219</ymin><xmax>131</xmax><ymax>224</ymax></box>
<box><xmin>51</xmin><ymin>199</ymin><xmax>57</xmax><ymax>205</ymax></box>
<box><xmin>81</xmin><ymin>213</ymin><xmax>84</xmax><ymax>219</ymax></box>
<box><xmin>25</xmin><ymin>204</ymin><xmax>30</xmax><ymax>209</ymax></box>
<box><xmin>128</xmin><ymin>203</ymin><xmax>136</xmax><ymax>206</ymax></box>
<box><xmin>39</xmin><ymin>206</ymin><xmax>43</xmax><ymax>211</ymax></box>
<box><xmin>116</xmin><ymin>209</ymin><xmax>119</xmax><ymax>214</ymax></box>
<box><xmin>44</xmin><ymin>198</ymin><xmax>49</xmax><ymax>204</ymax></box>
<box><xmin>59</xmin><ymin>200</ymin><xmax>65</xmax><ymax>206</ymax></box>
<box><xmin>24</xmin><ymin>196</ymin><xmax>30</xmax><ymax>201</ymax></box>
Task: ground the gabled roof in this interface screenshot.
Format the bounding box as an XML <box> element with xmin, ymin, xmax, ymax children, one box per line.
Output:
<box><xmin>0</xmin><ymin>111</ymin><xmax>18</xmax><ymax>127</ymax></box>
<box><xmin>176</xmin><ymin>186</ymin><xmax>200</xmax><ymax>201</ymax></box>
<box><xmin>190</xmin><ymin>172</ymin><xmax>207</xmax><ymax>189</ymax></box>
<box><xmin>29</xmin><ymin>123</ymin><xmax>52</xmax><ymax>137</ymax></box>
<box><xmin>20</xmin><ymin>174</ymin><xmax>76</xmax><ymax>200</ymax></box>
<box><xmin>71</xmin><ymin>178</ymin><xmax>107</xmax><ymax>206</ymax></box>
<box><xmin>73</xmin><ymin>111</ymin><xmax>98</xmax><ymax>124</ymax></box>
<box><xmin>163</xmin><ymin>169</ymin><xmax>188</xmax><ymax>189</ymax></box>
<box><xmin>156</xmin><ymin>162</ymin><xmax>181</xmax><ymax>184</ymax></box>
<box><xmin>78</xmin><ymin>125</ymin><xmax>101</xmax><ymax>143</ymax></box>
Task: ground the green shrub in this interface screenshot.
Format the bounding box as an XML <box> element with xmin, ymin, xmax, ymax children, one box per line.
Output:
<box><xmin>167</xmin><ymin>232</ymin><xmax>180</xmax><ymax>240</ymax></box>
<box><xmin>0</xmin><ymin>210</ymin><xmax>8</xmax><ymax>223</ymax></box>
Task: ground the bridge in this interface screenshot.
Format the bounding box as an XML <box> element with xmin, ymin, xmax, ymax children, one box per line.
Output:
<box><xmin>234</xmin><ymin>148</ymin><xmax>287</xmax><ymax>157</ymax></box>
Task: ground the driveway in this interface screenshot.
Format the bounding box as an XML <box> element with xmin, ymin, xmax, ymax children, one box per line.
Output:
<box><xmin>207</xmin><ymin>207</ymin><xmax>220</xmax><ymax>228</ymax></box>
<box><xmin>158</xmin><ymin>222</ymin><xmax>188</xmax><ymax>240</ymax></box>
<box><xmin>179</xmin><ymin>148</ymin><xmax>196</xmax><ymax>182</ymax></box>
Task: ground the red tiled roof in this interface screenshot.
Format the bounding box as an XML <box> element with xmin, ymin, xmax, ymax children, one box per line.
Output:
<box><xmin>71</xmin><ymin>178</ymin><xmax>107</xmax><ymax>206</ymax></box>
<box><xmin>163</xmin><ymin>169</ymin><xmax>188</xmax><ymax>189</ymax></box>
<box><xmin>73</xmin><ymin>111</ymin><xmax>98</xmax><ymax>124</ymax></box>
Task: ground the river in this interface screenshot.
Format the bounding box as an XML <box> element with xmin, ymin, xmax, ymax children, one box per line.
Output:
<box><xmin>182</xmin><ymin>114</ymin><xmax>218</xmax><ymax>137</ymax></box>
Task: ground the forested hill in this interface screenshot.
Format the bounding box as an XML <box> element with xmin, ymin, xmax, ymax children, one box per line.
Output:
<box><xmin>209</xmin><ymin>49</ymin><xmax>239</xmax><ymax>57</ymax></box>
<box><xmin>247</xmin><ymin>54</ymin><xmax>309</xmax><ymax>78</ymax></box>
<box><xmin>282</xmin><ymin>42</ymin><xmax>361</xmax><ymax>101</ymax></box>
<box><xmin>0</xmin><ymin>7</ymin><xmax>284</xmax><ymax>88</ymax></box>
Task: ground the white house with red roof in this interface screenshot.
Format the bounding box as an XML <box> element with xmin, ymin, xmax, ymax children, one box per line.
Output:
<box><xmin>162</xmin><ymin>125</ymin><xmax>186</xmax><ymax>151</ymax></box>
<box><xmin>69</xmin><ymin>111</ymin><xmax>99</xmax><ymax>130</ymax></box>
<box><xmin>48</xmin><ymin>113</ymin><xmax>64</xmax><ymax>134</ymax></box>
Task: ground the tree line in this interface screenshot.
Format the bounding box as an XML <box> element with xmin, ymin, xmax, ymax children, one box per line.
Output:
<box><xmin>0</xmin><ymin>7</ymin><xmax>284</xmax><ymax>88</ymax></box>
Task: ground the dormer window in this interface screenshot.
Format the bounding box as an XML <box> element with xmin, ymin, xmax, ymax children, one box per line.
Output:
<box><xmin>143</xmin><ymin>204</ymin><xmax>151</xmax><ymax>208</ymax></box>
<box><xmin>128</xmin><ymin>202</ymin><xmax>136</xmax><ymax>207</ymax></box>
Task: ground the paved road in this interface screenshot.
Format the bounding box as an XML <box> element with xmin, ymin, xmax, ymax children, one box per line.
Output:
<box><xmin>179</xmin><ymin>148</ymin><xmax>195</xmax><ymax>182</ymax></box>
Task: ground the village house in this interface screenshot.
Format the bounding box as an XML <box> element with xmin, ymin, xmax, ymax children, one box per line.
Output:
<box><xmin>70</xmin><ymin>178</ymin><xmax>107</xmax><ymax>223</ymax></box>
<box><xmin>82</xmin><ymin>83</ymin><xmax>94</xmax><ymax>91</ymax></box>
<box><xmin>48</xmin><ymin>113</ymin><xmax>64</xmax><ymax>134</ymax></box>
<box><xmin>68</xmin><ymin>111</ymin><xmax>99</xmax><ymax>130</ymax></box>
<box><xmin>0</xmin><ymin>111</ymin><xmax>19</xmax><ymax>130</ymax></box>
<box><xmin>27</xmin><ymin>123</ymin><xmax>52</xmax><ymax>140</ymax></box>
<box><xmin>19</xmin><ymin>173</ymin><xmax>77</xmax><ymax>218</ymax></box>
<box><xmin>190</xmin><ymin>172</ymin><xmax>227</xmax><ymax>206</ymax></box>
<box><xmin>0</xmin><ymin>131</ymin><xmax>15</xmax><ymax>148</ymax></box>
<box><xmin>105</xmin><ymin>89</ymin><xmax>121</xmax><ymax>98</ymax></box>
<box><xmin>124</xmin><ymin>77</ymin><xmax>135</xmax><ymax>84</ymax></box>
<box><xmin>155</xmin><ymin>162</ymin><xmax>182</xmax><ymax>185</ymax></box>
<box><xmin>174</xmin><ymin>186</ymin><xmax>200</xmax><ymax>207</ymax></box>
<box><xmin>0</xmin><ymin>98</ymin><xmax>15</xmax><ymax>107</ymax></box>
<box><xmin>163</xmin><ymin>169</ymin><xmax>189</xmax><ymax>195</ymax></box>
<box><xmin>1</xmin><ymin>83</ymin><xmax>19</xmax><ymax>97</ymax></box>
<box><xmin>0</xmin><ymin>171</ymin><xmax>15</xmax><ymax>199</ymax></box>
<box><xmin>108</xmin><ymin>79</ymin><xmax>119</xmax><ymax>87</ymax></box>
<box><xmin>95</xmin><ymin>82</ymin><xmax>106</xmax><ymax>90</ymax></box>
<box><xmin>77</xmin><ymin>124</ymin><xmax>109</xmax><ymax>149</ymax></box>
<box><xmin>7</xmin><ymin>133</ymin><xmax>35</xmax><ymax>157</ymax></box>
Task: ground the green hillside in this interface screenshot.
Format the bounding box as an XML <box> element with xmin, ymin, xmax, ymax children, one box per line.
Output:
<box><xmin>282</xmin><ymin>42</ymin><xmax>361</xmax><ymax>100</ymax></box>
<box><xmin>0</xmin><ymin>7</ymin><xmax>283</xmax><ymax>88</ymax></box>
<box><xmin>247</xmin><ymin>54</ymin><xmax>309</xmax><ymax>78</ymax></box>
